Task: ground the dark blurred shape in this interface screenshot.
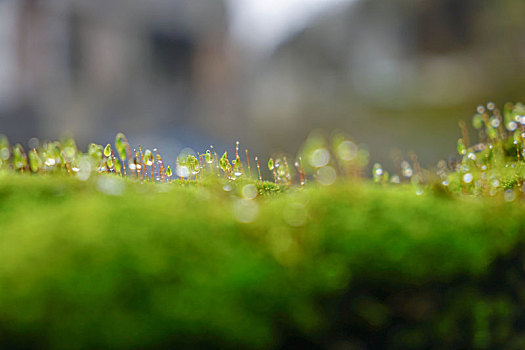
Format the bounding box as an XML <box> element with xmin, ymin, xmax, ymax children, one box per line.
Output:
<box><xmin>415</xmin><ymin>0</ymin><xmax>477</xmax><ymax>52</ymax></box>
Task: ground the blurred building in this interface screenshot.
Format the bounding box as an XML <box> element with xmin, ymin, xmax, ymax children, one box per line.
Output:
<box><xmin>245</xmin><ymin>0</ymin><xmax>525</xmax><ymax>164</ymax></box>
<box><xmin>0</xmin><ymin>0</ymin><xmax>234</xmax><ymax>147</ymax></box>
<box><xmin>1</xmin><ymin>0</ymin><xmax>524</xmax><ymax>165</ymax></box>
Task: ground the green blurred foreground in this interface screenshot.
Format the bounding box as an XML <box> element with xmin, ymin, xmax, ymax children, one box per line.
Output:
<box><xmin>1</xmin><ymin>175</ymin><xmax>525</xmax><ymax>349</ymax></box>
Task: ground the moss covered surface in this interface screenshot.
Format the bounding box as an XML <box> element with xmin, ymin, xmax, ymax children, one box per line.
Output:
<box><xmin>0</xmin><ymin>175</ymin><xmax>524</xmax><ymax>349</ymax></box>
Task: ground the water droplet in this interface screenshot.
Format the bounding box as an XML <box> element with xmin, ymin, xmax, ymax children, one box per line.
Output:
<box><xmin>104</xmin><ymin>144</ymin><xmax>112</xmax><ymax>157</ymax></box>
<box><xmin>143</xmin><ymin>149</ymin><xmax>154</xmax><ymax>166</ymax></box>
<box><xmin>241</xmin><ymin>184</ymin><xmax>258</xmax><ymax>199</ymax></box>
<box><xmin>402</xmin><ymin>168</ymin><xmax>413</xmax><ymax>178</ymax></box>
<box><xmin>467</xmin><ymin>152</ymin><xmax>476</xmax><ymax>160</ymax></box>
<box><xmin>337</xmin><ymin>141</ymin><xmax>357</xmax><ymax>161</ymax></box>
<box><xmin>166</xmin><ymin>166</ymin><xmax>172</xmax><ymax>178</ymax></box>
<box><xmin>442</xmin><ymin>180</ymin><xmax>449</xmax><ymax>186</ymax></box>
<box><xmin>507</xmin><ymin>121</ymin><xmax>518</xmax><ymax>131</ymax></box>
<box><xmin>476</xmin><ymin>105</ymin><xmax>485</xmax><ymax>114</ymax></box>
<box><xmin>268</xmin><ymin>158</ymin><xmax>274</xmax><ymax>171</ymax></box>
<box><xmin>490</xmin><ymin>118</ymin><xmax>500</xmax><ymax>128</ymax></box>
<box><xmin>77</xmin><ymin>158</ymin><xmax>92</xmax><ymax>181</ymax></box>
<box><xmin>390</xmin><ymin>175</ymin><xmax>400</xmax><ymax>184</ymax></box>
<box><xmin>115</xmin><ymin>133</ymin><xmax>128</xmax><ymax>161</ymax></box>
<box><xmin>373</xmin><ymin>163</ymin><xmax>383</xmax><ymax>176</ymax></box>
<box><xmin>205</xmin><ymin>150</ymin><xmax>214</xmax><ymax>164</ymax></box>
<box><xmin>233</xmin><ymin>199</ymin><xmax>258</xmax><ymax>223</ymax></box>
<box><xmin>504</xmin><ymin>189</ymin><xmax>516</xmax><ymax>202</ymax></box>
<box><xmin>491</xmin><ymin>179</ymin><xmax>500</xmax><ymax>188</ymax></box>
<box><xmin>317</xmin><ymin>166</ymin><xmax>336</xmax><ymax>186</ymax></box>
<box><xmin>520</xmin><ymin>116</ymin><xmax>525</xmax><ymax>125</ymax></box>
<box><xmin>309</xmin><ymin>148</ymin><xmax>330</xmax><ymax>168</ymax></box>
<box><xmin>463</xmin><ymin>173</ymin><xmax>473</xmax><ymax>184</ymax></box>
<box><xmin>457</xmin><ymin>138</ymin><xmax>466</xmax><ymax>155</ymax></box>
<box><xmin>176</xmin><ymin>165</ymin><xmax>189</xmax><ymax>178</ymax></box>
<box><xmin>487</xmin><ymin>102</ymin><xmax>495</xmax><ymax>110</ymax></box>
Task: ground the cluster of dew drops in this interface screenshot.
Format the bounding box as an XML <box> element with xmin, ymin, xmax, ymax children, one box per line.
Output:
<box><xmin>366</xmin><ymin>102</ymin><xmax>525</xmax><ymax>199</ymax></box>
<box><xmin>1</xmin><ymin>102</ymin><xmax>525</xmax><ymax>201</ymax></box>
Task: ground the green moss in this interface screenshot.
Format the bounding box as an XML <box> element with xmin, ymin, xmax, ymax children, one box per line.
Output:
<box><xmin>0</xmin><ymin>175</ymin><xmax>524</xmax><ymax>349</ymax></box>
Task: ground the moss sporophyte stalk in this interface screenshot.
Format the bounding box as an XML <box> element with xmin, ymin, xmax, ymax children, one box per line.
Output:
<box><xmin>1</xmin><ymin>102</ymin><xmax>525</xmax><ymax>199</ymax></box>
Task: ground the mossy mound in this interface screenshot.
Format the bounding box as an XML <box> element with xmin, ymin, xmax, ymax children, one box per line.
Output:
<box><xmin>0</xmin><ymin>175</ymin><xmax>524</xmax><ymax>349</ymax></box>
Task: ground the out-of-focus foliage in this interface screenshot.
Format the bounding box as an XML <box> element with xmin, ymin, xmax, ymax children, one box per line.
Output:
<box><xmin>0</xmin><ymin>176</ymin><xmax>524</xmax><ymax>349</ymax></box>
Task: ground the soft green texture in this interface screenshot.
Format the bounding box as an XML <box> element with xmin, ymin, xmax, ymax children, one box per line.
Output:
<box><xmin>0</xmin><ymin>174</ymin><xmax>523</xmax><ymax>349</ymax></box>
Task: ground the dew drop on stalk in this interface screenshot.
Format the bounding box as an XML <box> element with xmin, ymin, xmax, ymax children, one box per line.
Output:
<box><xmin>373</xmin><ymin>163</ymin><xmax>383</xmax><ymax>176</ymax></box>
<box><xmin>507</xmin><ymin>121</ymin><xmax>518</xmax><ymax>131</ymax></box>
<box><xmin>106</xmin><ymin>156</ymin><xmax>114</xmax><ymax>169</ymax></box>
<box><xmin>166</xmin><ymin>165</ymin><xmax>172</xmax><ymax>178</ymax></box>
<box><xmin>176</xmin><ymin>165</ymin><xmax>189</xmax><ymax>178</ymax></box>
<box><xmin>487</xmin><ymin>102</ymin><xmax>495</xmax><ymax>111</ymax></box>
<box><xmin>477</xmin><ymin>105</ymin><xmax>485</xmax><ymax>114</ymax></box>
<box><xmin>457</xmin><ymin>138</ymin><xmax>467</xmax><ymax>155</ymax></box>
<box><xmin>143</xmin><ymin>149</ymin><xmax>154</xmax><ymax>166</ymax></box>
<box><xmin>45</xmin><ymin>158</ymin><xmax>56</xmax><ymax>167</ymax></box>
<box><xmin>268</xmin><ymin>158</ymin><xmax>274</xmax><ymax>171</ymax></box>
<box><xmin>104</xmin><ymin>144</ymin><xmax>112</xmax><ymax>157</ymax></box>
<box><xmin>467</xmin><ymin>152</ymin><xmax>476</xmax><ymax>160</ymax></box>
<box><xmin>462</xmin><ymin>173</ymin><xmax>473</xmax><ymax>184</ymax></box>
<box><xmin>205</xmin><ymin>150</ymin><xmax>213</xmax><ymax>164</ymax></box>
<box><xmin>490</xmin><ymin>118</ymin><xmax>500</xmax><ymax>128</ymax></box>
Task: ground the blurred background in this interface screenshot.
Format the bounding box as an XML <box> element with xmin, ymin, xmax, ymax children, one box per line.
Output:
<box><xmin>0</xmin><ymin>0</ymin><xmax>524</xmax><ymax>168</ymax></box>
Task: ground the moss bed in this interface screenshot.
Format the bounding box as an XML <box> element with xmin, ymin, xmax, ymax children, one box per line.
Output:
<box><xmin>1</xmin><ymin>174</ymin><xmax>524</xmax><ymax>349</ymax></box>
